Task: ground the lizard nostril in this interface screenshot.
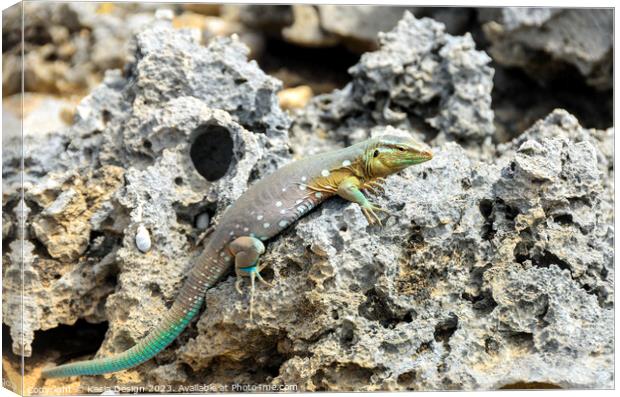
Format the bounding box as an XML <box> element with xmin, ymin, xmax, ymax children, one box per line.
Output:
<box><xmin>190</xmin><ymin>124</ymin><xmax>234</xmax><ymax>181</ymax></box>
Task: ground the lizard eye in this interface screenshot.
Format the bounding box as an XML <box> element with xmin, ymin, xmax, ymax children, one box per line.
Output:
<box><xmin>373</xmin><ymin>150</ymin><xmax>380</xmax><ymax>158</ymax></box>
<box><xmin>398</xmin><ymin>147</ymin><xmax>405</xmax><ymax>151</ymax></box>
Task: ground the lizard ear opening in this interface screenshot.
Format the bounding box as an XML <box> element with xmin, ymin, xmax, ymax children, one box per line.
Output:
<box><xmin>190</xmin><ymin>124</ymin><xmax>234</xmax><ymax>182</ymax></box>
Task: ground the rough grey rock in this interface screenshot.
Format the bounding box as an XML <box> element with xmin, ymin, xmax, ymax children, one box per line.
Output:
<box><xmin>482</xmin><ymin>8</ymin><xmax>613</xmax><ymax>90</ymax></box>
<box><xmin>318</xmin><ymin>5</ymin><xmax>410</xmax><ymax>50</ymax></box>
<box><xmin>495</xmin><ymin>110</ymin><xmax>614</xmax><ymax>309</ymax></box>
<box><xmin>290</xmin><ymin>11</ymin><xmax>494</xmax><ymax>157</ymax></box>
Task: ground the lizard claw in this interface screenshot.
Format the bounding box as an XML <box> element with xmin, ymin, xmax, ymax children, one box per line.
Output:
<box><xmin>249</xmin><ymin>271</ymin><xmax>256</xmax><ymax>321</ymax></box>
<box><xmin>362</xmin><ymin>203</ymin><xmax>391</xmax><ymax>226</ymax></box>
<box><xmin>364</xmin><ymin>186</ymin><xmax>379</xmax><ymax>196</ymax></box>
<box><xmin>367</xmin><ymin>180</ymin><xmax>386</xmax><ymax>194</ymax></box>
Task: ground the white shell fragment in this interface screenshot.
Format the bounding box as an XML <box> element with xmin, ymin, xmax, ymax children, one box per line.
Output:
<box><xmin>135</xmin><ymin>224</ymin><xmax>151</xmax><ymax>253</ymax></box>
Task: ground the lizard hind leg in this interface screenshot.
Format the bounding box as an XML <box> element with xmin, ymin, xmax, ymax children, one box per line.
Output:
<box><xmin>229</xmin><ymin>236</ymin><xmax>271</xmax><ymax>321</ymax></box>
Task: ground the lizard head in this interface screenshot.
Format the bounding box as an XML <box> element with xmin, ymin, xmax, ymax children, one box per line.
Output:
<box><xmin>363</xmin><ymin>135</ymin><xmax>433</xmax><ymax>178</ymax></box>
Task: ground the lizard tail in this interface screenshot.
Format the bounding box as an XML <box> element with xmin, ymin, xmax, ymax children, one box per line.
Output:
<box><xmin>41</xmin><ymin>249</ymin><xmax>223</xmax><ymax>378</ymax></box>
<box><xmin>41</xmin><ymin>298</ymin><xmax>203</xmax><ymax>378</ymax></box>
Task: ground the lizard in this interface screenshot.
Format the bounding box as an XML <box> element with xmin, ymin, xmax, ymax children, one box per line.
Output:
<box><xmin>41</xmin><ymin>134</ymin><xmax>432</xmax><ymax>378</ymax></box>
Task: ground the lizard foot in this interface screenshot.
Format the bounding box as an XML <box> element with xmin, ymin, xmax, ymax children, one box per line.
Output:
<box><xmin>230</xmin><ymin>236</ymin><xmax>270</xmax><ymax>321</ymax></box>
<box><xmin>235</xmin><ymin>264</ymin><xmax>272</xmax><ymax>321</ymax></box>
<box><xmin>361</xmin><ymin>203</ymin><xmax>390</xmax><ymax>226</ymax></box>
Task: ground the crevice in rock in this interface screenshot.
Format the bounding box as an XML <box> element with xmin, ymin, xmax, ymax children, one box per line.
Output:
<box><xmin>147</xmin><ymin>282</ymin><xmax>162</xmax><ymax>298</ymax></box>
<box><xmin>501</xmin><ymin>331</ymin><xmax>535</xmax><ymax>352</ymax></box>
<box><xmin>87</xmin><ymin>230</ymin><xmax>122</xmax><ymax>258</ymax></box>
<box><xmin>479</xmin><ymin>198</ymin><xmax>496</xmax><ymax>240</ymax></box>
<box><xmin>358</xmin><ymin>288</ymin><xmax>413</xmax><ymax>329</ymax></box>
<box><xmin>174</xmin><ymin>202</ymin><xmax>217</xmax><ymax>230</ymax></box>
<box><xmin>300</xmin><ymin>327</ymin><xmax>336</xmax><ymax>345</ymax></box>
<box><xmin>552</xmin><ymin>213</ymin><xmax>573</xmax><ymax>226</ymax></box>
<box><xmin>262</xmin><ymin>349</ymin><xmax>288</xmax><ymax>379</ymax></box>
<box><xmin>512</xmin><ymin>241</ymin><xmax>604</xmax><ymax>305</ymax></box>
<box><xmin>339</xmin><ymin>320</ymin><xmax>356</xmax><ymax>347</ymax></box>
<box><xmin>531</xmin><ymin>250</ymin><xmax>572</xmax><ymax>275</ymax></box>
<box><xmin>397</xmin><ymin>370</ymin><xmax>418</xmax><ymax>388</ymax></box>
<box><xmin>463</xmin><ymin>289</ymin><xmax>498</xmax><ymax>315</ymax></box>
<box><xmin>513</xmin><ymin>239</ymin><xmax>534</xmax><ymax>264</ymax></box>
<box><xmin>408</xmin><ymin>223</ymin><xmax>425</xmax><ymax>247</ymax></box>
<box><xmin>29</xmin><ymin>236</ymin><xmax>53</xmax><ymax>260</ymax></box>
<box><xmin>189</xmin><ymin>124</ymin><xmax>234</xmax><ymax>181</ymax></box>
<box><xmin>433</xmin><ymin>313</ymin><xmax>458</xmax><ymax>345</ymax></box>
<box><xmin>416</xmin><ymin>341</ymin><xmax>432</xmax><ymax>355</ymax></box>
<box><xmin>247</xmin><ymin>163</ymin><xmax>262</xmax><ymax>185</ymax></box>
<box><xmin>484</xmin><ymin>336</ymin><xmax>500</xmax><ymax>355</ymax></box>
<box><xmin>278</xmin><ymin>258</ymin><xmax>304</xmax><ymax>278</ymax></box>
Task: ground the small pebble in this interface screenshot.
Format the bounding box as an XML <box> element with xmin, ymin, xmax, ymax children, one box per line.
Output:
<box><xmin>196</xmin><ymin>212</ymin><xmax>210</xmax><ymax>229</ymax></box>
<box><xmin>277</xmin><ymin>85</ymin><xmax>313</xmax><ymax>110</ymax></box>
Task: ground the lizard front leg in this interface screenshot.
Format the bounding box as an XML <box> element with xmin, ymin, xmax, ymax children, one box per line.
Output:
<box><xmin>337</xmin><ymin>176</ymin><xmax>388</xmax><ymax>226</ymax></box>
<box><xmin>229</xmin><ymin>236</ymin><xmax>270</xmax><ymax>320</ymax></box>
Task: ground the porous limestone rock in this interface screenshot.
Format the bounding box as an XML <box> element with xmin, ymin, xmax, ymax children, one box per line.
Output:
<box><xmin>290</xmin><ymin>11</ymin><xmax>494</xmax><ymax>158</ymax></box>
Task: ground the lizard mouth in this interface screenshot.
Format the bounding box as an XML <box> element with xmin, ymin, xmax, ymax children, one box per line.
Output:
<box><xmin>407</xmin><ymin>150</ymin><xmax>433</xmax><ymax>165</ymax></box>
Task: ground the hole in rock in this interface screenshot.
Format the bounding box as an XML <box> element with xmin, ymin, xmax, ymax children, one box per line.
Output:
<box><xmin>10</xmin><ymin>320</ymin><xmax>109</xmax><ymax>370</ymax></box>
<box><xmin>503</xmin><ymin>331</ymin><xmax>535</xmax><ymax>351</ymax></box>
<box><xmin>101</xmin><ymin>109</ymin><xmax>112</xmax><ymax>125</ymax></box>
<box><xmin>190</xmin><ymin>125</ymin><xmax>234</xmax><ymax>181</ymax></box>
<box><xmin>34</xmin><ymin>319</ymin><xmax>108</xmax><ymax>357</ymax></box>
<box><xmin>532</xmin><ymin>250</ymin><xmax>572</xmax><ymax>274</ymax></box>
<box><xmin>553</xmin><ymin>213</ymin><xmax>573</xmax><ymax>225</ymax></box>
<box><xmin>433</xmin><ymin>313</ymin><xmax>458</xmax><ymax>343</ymax></box>
<box><xmin>479</xmin><ymin>199</ymin><xmax>493</xmax><ymax>218</ymax></box>
<box><xmin>358</xmin><ymin>288</ymin><xmax>412</xmax><ymax>329</ymax></box>
<box><xmin>397</xmin><ymin>370</ymin><xmax>417</xmax><ymax>386</ymax></box>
